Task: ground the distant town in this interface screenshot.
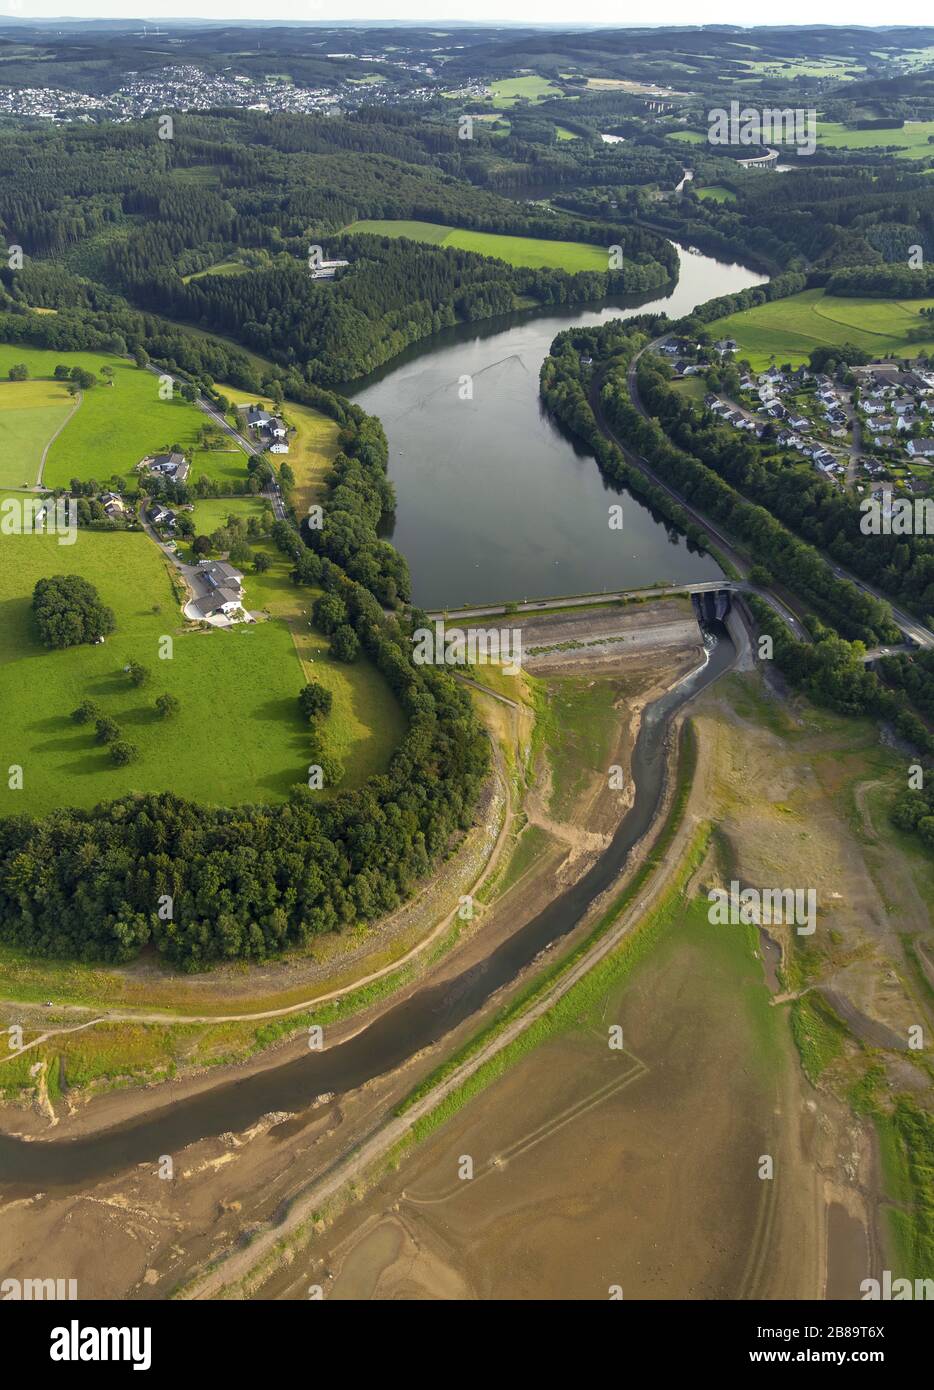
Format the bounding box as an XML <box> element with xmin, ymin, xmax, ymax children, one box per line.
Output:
<box><xmin>0</xmin><ymin>62</ymin><xmax>439</xmax><ymax>122</ymax></box>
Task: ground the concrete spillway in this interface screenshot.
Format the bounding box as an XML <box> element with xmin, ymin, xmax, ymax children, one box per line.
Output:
<box><xmin>692</xmin><ymin>588</ymin><xmax>733</xmax><ymax>624</ymax></box>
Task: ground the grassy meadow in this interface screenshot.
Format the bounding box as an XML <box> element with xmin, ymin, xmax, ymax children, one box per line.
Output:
<box><xmin>182</xmin><ymin>260</ymin><xmax>250</xmax><ymax>282</ymax></box>
<box><xmin>345</xmin><ymin>218</ymin><xmax>609</xmax><ymax>272</ymax></box>
<box><xmin>488</xmin><ymin>75</ymin><xmax>562</xmax><ymax>106</ymax></box>
<box><xmin>695</xmin><ymin>185</ymin><xmax>737</xmax><ymax>203</ymax></box>
<box><xmin>0</xmin><ymin>344</ymin><xmax>217</xmax><ymax>489</ymax></box>
<box><xmin>817</xmin><ymin>120</ymin><xmax>934</xmax><ymax>157</ymax></box>
<box><xmin>0</xmin><ymin>525</ymin><xmax>314</xmax><ymax>814</ymax></box>
<box><xmin>0</xmin><ymin>378</ymin><xmax>75</xmax><ymax>488</ymax></box>
<box><xmin>0</xmin><ymin>332</ymin><xmax>401</xmax><ymax>811</ymax></box>
<box><xmin>705</xmin><ymin>288</ymin><xmax>934</xmax><ymax>369</ymax></box>
<box><xmin>187</xmin><ymin>495</ymin><xmax>405</xmax><ymax>789</ymax></box>
<box><xmin>0</xmin><ymin>510</ymin><xmax>404</xmax><ymax>815</ymax></box>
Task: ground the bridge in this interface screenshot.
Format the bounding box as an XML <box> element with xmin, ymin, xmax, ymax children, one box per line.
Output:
<box><xmin>426</xmin><ymin>581</ymin><xmax>741</xmax><ymax>623</ymax></box>
<box><xmin>425</xmin><ymin>582</ymin><xmax>905</xmax><ymax>660</ymax></box>
<box><xmin>426</xmin><ymin>580</ymin><xmax>813</xmax><ymax>639</ymax></box>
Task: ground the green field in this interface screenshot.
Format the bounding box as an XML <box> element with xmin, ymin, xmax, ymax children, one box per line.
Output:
<box><xmin>817</xmin><ymin>120</ymin><xmax>934</xmax><ymax>157</ymax></box>
<box><xmin>0</xmin><ymin>344</ymin><xmax>221</xmax><ymax>490</ymax></box>
<box><xmin>666</xmin><ymin>129</ymin><xmax>705</xmax><ymax>145</ymax></box>
<box><xmin>695</xmin><ymin>185</ymin><xmax>737</xmax><ymax>203</ymax></box>
<box><xmin>186</xmin><ymin>496</ymin><xmax>405</xmax><ymax>787</ymax></box>
<box><xmin>182</xmin><ymin>260</ymin><xmax>250</xmax><ymax>282</ymax></box>
<box><xmin>672</xmin><ymin>376</ymin><xmax>707</xmax><ymax>401</ymax></box>
<box><xmin>0</xmin><ymin>378</ymin><xmax>75</xmax><ymax>488</ymax></box>
<box><xmin>188</xmin><ymin>445</ymin><xmax>251</xmax><ymax>490</ymax></box>
<box><xmin>189</xmin><ymin>494</ymin><xmax>274</xmax><ymax>540</ymax></box>
<box><xmin>0</xmin><ymin>527</ymin><xmax>312</xmax><ymax>814</ymax></box>
<box><xmin>0</xmin><ymin>342</ymin><xmax>398</xmax><ymax>805</ymax></box>
<box><xmin>0</xmin><ymin>515</ymin><xmax>404</xmax><ymax>813</ymax></box>
<box><xmin>345</xmin><ymin>219</ymin><xmax>609</xmax><ymax>272</ymax></box>
<box><xmin>706</xmin><ymin>289</ymin><xmax>934</xmax><ymax>370</ymax></box>
<box><xmin>489</xmin><ymin>75</ymin><xmax>562</xmax><ymax>107</ymax></box>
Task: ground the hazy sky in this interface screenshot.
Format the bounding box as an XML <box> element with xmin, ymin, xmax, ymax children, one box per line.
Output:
<box><xmin>4</xmin><ymin>3</ymin><xmax>934</xmax><ymax>26</ymax></box>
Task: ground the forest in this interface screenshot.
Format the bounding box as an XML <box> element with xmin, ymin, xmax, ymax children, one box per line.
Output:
<box><xmin>0</xmin><ymin>113</ymin><xmax>677</xmax><ymax>385</ymax></box>
<box><xmin>0</xmin><ymin>333</ymin><xmax>490</xmax><ymax>969</ymax></box>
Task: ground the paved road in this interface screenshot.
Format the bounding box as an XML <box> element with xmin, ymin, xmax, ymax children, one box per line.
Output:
<box><xmin>264</xmin><ymin>480</ymin><xmax>287</xmax><ymax>520</ymax></box>
<box><xmin>862</xmin><ymin>644</ymin><xmax>911</xmax><ymax>663</ymax></box>
<box><xmin>145</xmin><ymin>363</ymin><xmax>289</xmax><ymax>523</ymax></box>
<box><xmin>427</xmin><ymin>581</ymin><xmax>738</xmax><ymax>621</ymax></box>
<box><xmin>845</xmin><ymin>399</ymin><xmax>863</xmax><ymax>487</ymax></box>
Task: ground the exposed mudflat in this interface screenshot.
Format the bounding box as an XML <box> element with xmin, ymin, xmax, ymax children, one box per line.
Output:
<box><xmin>258</xmin><ymin>888</ymin><xmax>819</xmax><ymax>1300</ymax></box>
<box><xmin>0</xmin><ymin>642</ymin><xmax>706</xmax><ymax>1295</ymax></box>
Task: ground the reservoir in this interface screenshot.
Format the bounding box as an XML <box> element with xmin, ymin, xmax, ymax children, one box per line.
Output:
<box><xmin>349</xmin><ymin>243</ymin><xmax>766</xmax><ymax>609</ymax></box>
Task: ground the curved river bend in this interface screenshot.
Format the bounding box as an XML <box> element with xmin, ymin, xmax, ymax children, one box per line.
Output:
<box><xmin>0</xmin><ymin>628</ymin><xmax>734</xmax><ymax>1188</ymax></box>
<box><xmin>0</xmin><ymin>244</ymin><xmax>760</xmax><ymax>1188</ymax></box>
<box><xmin>350</xmin><ymin>243</ymin><xmax>765</xmax><ymax>609</ymax></box>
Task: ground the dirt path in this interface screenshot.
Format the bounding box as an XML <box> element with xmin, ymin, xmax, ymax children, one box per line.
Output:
<box><xmin>454</xmin><ymin>674</ymin><xmax>519</xmax><ymax>708</ymax></box>
<box><xmin>35</xmin><ymin>389</ymin><xmax>81</xmax><ymax>487</ymax></box>
<box><xmin>2</xmin><ymin>1016</ymin><xmax>108</xmax><ymax>1062</ymax></box>
<box><xmin>0</xmin><ymin>753</ymin><xmax>515</xmax><ymax>1048</ymax></box>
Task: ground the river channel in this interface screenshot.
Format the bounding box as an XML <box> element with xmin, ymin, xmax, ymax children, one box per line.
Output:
<box><xmin>0</xmin><ymin>627</ymin><xmax>736</xmax><ymax>1188</ymax></box>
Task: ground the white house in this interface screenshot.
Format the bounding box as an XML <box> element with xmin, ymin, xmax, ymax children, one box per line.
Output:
<box><xmin>141</xmin><ymin>452</ymin><xmax>190</xmax><ymax>484</ymax></box>
<box><xmin>190</xmin><ymin>560</ymin><xmax>245</xmax><ymax>621</ymax></box>
<box><xmin>310</xmin><ymin>258</ymin><xmax>350</xmax><ymax>280</ymax></box>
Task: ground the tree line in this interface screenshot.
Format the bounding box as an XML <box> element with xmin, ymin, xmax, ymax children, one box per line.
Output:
<box><xmin>0</xmin><ymin>386</ymin><xmax>490</xmax><ymax>969</ymax></box>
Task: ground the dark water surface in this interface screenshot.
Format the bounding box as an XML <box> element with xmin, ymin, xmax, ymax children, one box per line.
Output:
<box><xmin>349</xmin><ymin>244</ymin><xmax>766</xmax><ymax>609</ymax></box>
